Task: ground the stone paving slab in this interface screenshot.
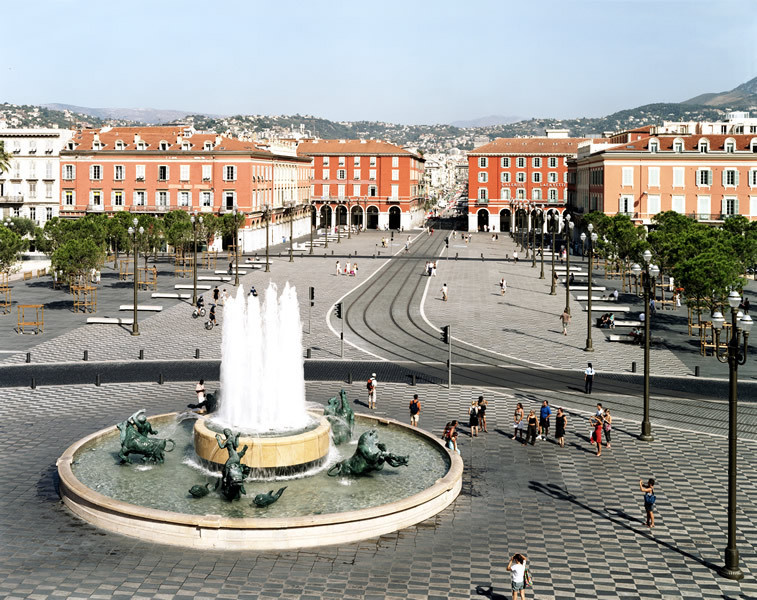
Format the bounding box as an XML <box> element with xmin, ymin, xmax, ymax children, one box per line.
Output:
<box><xmin>2</xmin><ymin>378</ymin><xmax>757</xmax><ymax>599</ymax></box>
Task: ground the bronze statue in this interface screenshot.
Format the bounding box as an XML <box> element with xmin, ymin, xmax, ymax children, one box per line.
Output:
<box><xmin>252</xmin><ymin>487</ymin><xmax>287</xmax><ymax>507</ymax></box>
<box><xmin>188</xmin><ymin>483</ymin><xmax>212</xmax><ymax>498</ymax></box>
<box><xmin>324</xmin><ymin>389</ymin><xmax>355</xmax><ymax>445</ymax></box>
<box><xmin>327</xmin><ymin>430</ymin><xmax>409</xmax><ymax>477</ymax></box>
<box><xmin>215</xmin><ymin>428</ymin><xmax>251</xmax><ymax>501</ymax></box>
<box><xmin>116</xmin><ymin>410</ymin><xmax>175</xmax><ymax>464</ymax></box>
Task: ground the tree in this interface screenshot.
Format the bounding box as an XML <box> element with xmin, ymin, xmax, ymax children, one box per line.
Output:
<box><xmin>721</xmin><ymin>215</ymin><xmax>757</xmax><ymax>276</ymax></box>
<box><xmin>163</xmin><ymin>210</ymin><xmax>193</xmax><ymax>254</ymax></box>
<box><xmin>106</xmin><ymin>212</ymin><xmax>133</xmax><ymax>267</ymax></box>
<box><xmin>0</xmin><ymin>141</ymin><xmax>11</xmax><ymax>174</ymax></box>
<box><xmin>0</xmin><ymin>226</ymin><xmax>27</xmax><ymax>274</ymax></box>
<box><xmin>133</xmin><ymin>214</ymin><xmax>163</xmax><ymax>268</ymax></box>
<box><xmin>51</xmin><ymin>237</ymin><xmax>105</xmax><ymax>282</ymax></box>
<box><xmin>604</xmin><ymin>214</ymin><xmax>646</xmax><ymax>291</ymax></box>
<box><xmin>198</xmin><ymin>213</ymin><xmax>222</xmax><ymax>250</ymax></box>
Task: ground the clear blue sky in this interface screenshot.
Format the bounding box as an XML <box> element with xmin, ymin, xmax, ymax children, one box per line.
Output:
<box><xmin>2</xmin><ymin>0</ymin><xmax>754</xmax><ymax>124</ymax></box>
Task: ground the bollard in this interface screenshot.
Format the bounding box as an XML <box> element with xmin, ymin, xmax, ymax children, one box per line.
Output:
<box><xmin>95</xmin><ymin>374</ymin><xmax>101</xmax><ymax>387</ymax></box>
<box><xmin>374</xmin><ymin>253</ymin><xmax>377</xmax><ymax>259</ymax></box>
<box><xmin>347</xmin><ymin>371</ymin><xmax>352</xmax><ymax>384</ymax></box>
<box><xmin>159</xmin><ymin>373</ymin><xmax>164</xmax><ymax>385</ymax></box>
<box><xmin>455</xmin><ymin>253</ymin><xmax>458</xmax><ymax>260</ymax></box>
<box><xmin>481</xmin><ymin>253</ymin><xmax>484</xmax><ymax>261</ymax></box>
<box><xmin>26</xmin><ymin>352</ymin><xmax>31</xmax><ymax>363</ymax></box>
<box><xmin>306</xmin><ymin>348</ymin><xmax>312</xmax><ymax>358</ymax></box>
<box><xmin>195</xmin><ymin>348</ymin><xmax>200</xmax><ymax>359</ymax></box>
<box><xmin>139</xmin><ymin>349</ymin><xmax>144</xmax><ymax>360</ymax></box>
<box><xmin>411</xmin><ymin>374</ymin><xmax>416</xmax><ymax>386</ymax></box>
<box><xmin>695</xmin><ymin>365</ymin><xmax>700</xmax><ymax>377</ymax></box>
<box><xmin>83</xmin><ymin>350</ymin><xmax>88</xmax><ymax>361</ymax></box>
<box><xmin>31</xmin><ymin>377</ymin><xmax>36</xmax><ymax>389</ymax></box>
<box><xmin>631</xmin><ymin>361</ymin><xmax>636</xmax><ymax>373</ymax></box>
<box><xmin>331</xmin><ymin>250</ymin><xmax>334</xmax><ymax>255</ymax></box>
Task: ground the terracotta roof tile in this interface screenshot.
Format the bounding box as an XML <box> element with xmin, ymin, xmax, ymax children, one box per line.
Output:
<box><xmin>607</xmin><ymin>134</ymin><xmax>757</xmax><ymax>152</ymax></box>
<box><xmin>297</xmin><ymin>139</ymin><xmax>418</xmax><ymax>157</ymax></box>
<box><xmin>469</xmin><ymin>137</ymin><xmax>589</xmax><ymax>155</ymax></box>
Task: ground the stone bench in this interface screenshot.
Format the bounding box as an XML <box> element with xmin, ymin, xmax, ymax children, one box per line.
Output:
<box><xmin>614</xmin><ymin>320</ymin><xmax>642</xmax><ymax>327</ymax></box>
<box><xmin>87</xmin><ymin>317</ymin><xmax>134</xmax><ymax>325</ymax></box>
<box><xmin>175</xmin><ymin>284</ymin><xmax>211</xmax><ymax>290</ymax></box>
<box><xmin>554</xmin><ymin>267</ymin><xmax>583</xmax><ymax>272</ymax></box>
<box><xmin>566</xmin><ymin>286</ymin><xmax>607</xmax><ymax>292</ymax></box>
<box><xmin>576</xmin><ymin>295</ymin><xmax>616</xmax><ymax>301</ymax></box>
<box><xmin>198</xmin><ymin>276</ymin><xmax>231</xmax><ymax>281</ymax></box>
<box><xmin>609</xmin><ymin>333</ymin><xmax>663</xmax><ymax>344</ymax></box>
<box><xmin>583</xmin><ymin>304</ymin><xmax>631</xmax><ymax>312</ymax></box>
<box><xmin>152</xmin><ymin>293</ymin><xmax>191</xmax><ymax>299</ymax></box>
<box><xmin>215</xmin><ymin>269</ymin><xmax>247</xmax><ymax>275</ymax></box>
<box><xmin>119</xmin><ymin>304</ymin><xmax>163</xmax><ymax>312</ymax></box>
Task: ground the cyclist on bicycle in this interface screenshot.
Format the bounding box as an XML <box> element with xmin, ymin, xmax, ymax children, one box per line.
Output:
<box><xmin>196</xmin><ymin>295</ymin><xmax>205</xmax><ymax>309</ymax></box>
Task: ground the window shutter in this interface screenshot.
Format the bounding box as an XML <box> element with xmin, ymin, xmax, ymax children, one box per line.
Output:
<box><xmin>721</xmin><ymin>198</ymin><xmax>727</xmax><ymax>216</ymax></box>
<box><xmin>72</xmin><ymin>165</ymin><xmax>76</xmax><ymax>179</ymax></box>
<box><xmin>735</xmin><ymin>170</ymin><xmax>740</xmax><ymax>187</ymax></box>
<box><xmin>722</xmin><ymin>170</ymin><xmax>727</xmax><ymax>187</ymax></box>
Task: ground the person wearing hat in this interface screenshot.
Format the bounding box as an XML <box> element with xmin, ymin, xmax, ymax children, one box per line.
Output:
<box><xmin>367</xmin><ymin>373</ymin><xmax>377</xmax><ymax>409</ymax></box>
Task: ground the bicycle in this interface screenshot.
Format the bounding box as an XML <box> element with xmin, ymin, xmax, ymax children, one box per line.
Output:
<box><xmin>192</xmin><ymin>306</ymin><xmax>206</xmax><ymax>319</ymax></box>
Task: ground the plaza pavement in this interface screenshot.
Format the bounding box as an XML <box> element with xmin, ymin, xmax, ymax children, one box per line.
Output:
<box><xmin>3</xmin><ymin>228</ymin><xmax>757</xmax><ymax>597</ymax></box>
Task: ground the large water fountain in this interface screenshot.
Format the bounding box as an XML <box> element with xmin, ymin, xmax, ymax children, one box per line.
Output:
<box><xmin>57</xmin><ymin>282</ymin><xmax>462</xmax><ymax>550</ymax></box>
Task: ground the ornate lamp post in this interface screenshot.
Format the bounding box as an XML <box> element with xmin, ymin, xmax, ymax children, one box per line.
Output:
<box><xmin>549</xmin><ymin>214</ymin><xmax>557</xmax><ymax>295</ymax></box>
<box><xmin>631</xmin><ymin>249</ymin><xmax>659</xmax><ymax>441</ymax></box>
<box><xmin>347</xmin><ymin>198</ymin><xmax>352</xmax><ymax>239</ymax></box>
<box><xmin>190</xmin><ymin>213</ymin><xmax>203</xmax><ymax>305</ymax></box>
<box><xmin>563</xmin><ymin>214</ymin><xmax>574</xmax><ymax>315</ymax></box>
<box><xmin>531</xmin><ymin>206</ymin><xmax>537</xmax><ymax>268</ymax></box>
<box><xmin>264</xmin><ymin>202</ymin><xmax>270</xmax><ymax>273</ymax></box>
<box><xmin>710</xmin><ymin>290</ymin><xmax>752</xmax><ymax>581</ymax></box>
<box><xmin>309</xmin><ymin>200</ymin><xmax>315</xmax><ymax>255</ymax></box>
<box><xmin>583</xmin><ymin>225</ymin><xmax>598</xmax><ymax>352</ymax></box>
<box><xmin>538</xmin><ymin>210</ymin><xmax>545</xmax><ymax>279</ymax></box>
<box><xmin>324</xmin><ymin>202</ymin><xmax>329</xmax><ymax>249</ymax></box>
<box><xmin>286</xmin><ymin>201</ymin><xmax>295</xmax><ymax>263</ymax></box>
<box><xmin>336</xmin><ymin>199</ymin><xmax>342</xmax><ymax>244</ymax></box>
<box><xmin>127</xmin><ymin>218</ymin><xmax>143</xmax><ymax>336</ymax></box>
<box><xmin>232</xmin><ymin>208</ymin><xmax>241</xmax><ymax>285</ymax></box>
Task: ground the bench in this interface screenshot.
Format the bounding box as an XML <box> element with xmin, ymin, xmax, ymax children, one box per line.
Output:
<box><xmin>583</xmin><ymin>304</ymin><xmax>631</xmax><ymax>312</ymax></box>
<box><xmin>119</xmin><ymin>304</ymin><xmax>163</xmax><ymax>312</ymax></box>
<box><xmin>152</xmin><ymin>293</ymin><xmax>191</xmax><ymax>299</ymax></box>
<box><xmin>566</xmin><ymin>286</ymin><xmax>607</xmax><ymax>292</ymax></box>
<box><xmin>175</xmin><ymin>284</ymin><xmax>211</xmax><ymax>290</ymax></box>
<box><xmin>23</xmin><ymin>271</ymin><xmax>33</xmax><ymax>281</ymax></box>
<box><xmin>87</xmin><ymin>317</ymin><xmax>134</xmax><ymax>325</ymax></box>
<box><xmin>614</xmin><ymin>320</ymin><xmax>642</xmax><ymax>327</ymax></box>
<box><xmin>609</xmin><ymin>334</ymin><xmax>663</xmax><ymax>344</ymax></box>
<box><xmin>215</xmin><ymin>269</ymin><xmax>247</xmax><ymax>275</ymax></box>
<box><xmin>577</xmin><ymin>295</ymin><xmax>616</xmax><ymax>301</ymax></box>
<box><xmin>198</xmin><ymin>276</ymin><xmax>232</xmax><ymax>281</ymax></box>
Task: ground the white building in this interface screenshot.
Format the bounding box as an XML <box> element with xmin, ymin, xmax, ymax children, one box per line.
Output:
<box><xmin>0</xmin><ymin>128</ymin><xmax>75</xmax><ymax>225</ymax></box>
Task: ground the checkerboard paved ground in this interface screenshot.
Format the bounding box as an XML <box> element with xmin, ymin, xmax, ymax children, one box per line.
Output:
<box><xmin>3</xmin><ymin>378</ymin><xmax>757</xmax><ymax>599</ymax></box>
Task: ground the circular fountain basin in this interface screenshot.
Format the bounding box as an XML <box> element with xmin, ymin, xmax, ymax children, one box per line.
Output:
<box><xmin>56</xmin><ymin>412</ymin><xmax>463</xmax><ymax>550</ymax></box>
<box><xmin>194</xmin><ymin>413</ymin><xmax>331</xmax><ymax>475</ymax></box>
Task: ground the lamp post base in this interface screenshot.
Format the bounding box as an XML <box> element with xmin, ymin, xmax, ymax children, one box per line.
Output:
<box><xmin>131</xmin><ymin>330</ymin><xmax>140</xmax><ymax>337</ymax></box>
<box><xmin>719</xmin><ymin>564</ymin><xmax>744</xmax><ymax>581</ymax></box>
<box><xmin>584</xmin><ymin>341</ymin><xmax>594</xmax><ymax>352</ymax></box>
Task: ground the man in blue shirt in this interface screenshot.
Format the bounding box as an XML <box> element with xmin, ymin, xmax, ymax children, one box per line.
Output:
<box><xmin>538</xmin><ymin>400</ymin><xmax>552</xmax><ymax>441</ymax></box>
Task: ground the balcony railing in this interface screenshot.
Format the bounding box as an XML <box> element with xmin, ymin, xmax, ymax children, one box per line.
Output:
<box><xmin>687</xmin><ymin>213</ymin><xmax>725</xmax><ymax>222</ymax></box>
<box><xmin>86</xmin><ymin>203</ymin><xmax>105</xmax><ymax>212</ymax></box>
<box><xmin>131</xmin><ymin>205</ymin><xmax>171</xmax><ymax>213</ymax></box>
<box><xmin>476</xmin><ymin>199</ymin><xmax>489</xmax><ymax>206</ymax></box>
<box><xmin>0</xmin><ymin>195</ymin><xmax>24</xmax><ymax>204</ymax></box>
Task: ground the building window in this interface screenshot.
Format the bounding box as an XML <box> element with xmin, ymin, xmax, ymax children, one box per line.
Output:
<box><xmin>516</xmin><ymin>188</ymin><xmax>526</xmax><ymax>199</ymax></box>
<box><xmin>28</xmin><ymin>182</ymin><xmax>36</xmax><ymax>198</ymax></box>
<box><xmin>113</xmin><ymin>191</ymin><xmax>124</xmax><ymax>206</ymax></box>
<box><xmin>478</xmin><ymin>188</ymin><xmax>488</xmax><ymax>201</ymax></box>
<box><xmin>90</xmin><ymin>190</ymin><xmax>102</xmax><ymax>206</ymax></box>
<box><xmin>392</xmin><ymin>169</ymin><xmax>399</xmax><ymax>181</ymax></box>
<box><xmin>354</xmin><ymin>157</ymin><xmax>360</xmax><ymax>166</ymax></box>
<box><xmin>532</xmin><ymin>157</ymin><xmax>541</xmax><ymax>168</ymax></box>
<box><xmin>391</xmin><ymin>184</ymin><xmax>399</xmax><ymax>199</ymax></box>
<box><xmin>723</xmin><ymin>169</ymin><xmax>739</xmax><ymax>187</ymax></box>
<box><xmin>516</xmin><ymin>172</ymin><xmax>526</xmax><ymax>183</ymax></box>
<box><xmin>337</xmin><ymin>169</ymin><xmax>347</xmax><ymax>180</ymax></box>
<box><xmin>137</xmin><ymin>142</ymin><xmax>146</xmax><ymax>151</ymax></box>
<box><xmin>548</xmin><ymin>172</ymin><xmax>558</xmax><ymax>183</ymax></box>
<box><xmin>750</xmin><ymin>169</ymin><xmax>757</xmax><ymax>187</ymax></box>
<box><xmin>673</xmin><ymin>167</ymin><xmax>684</xmax><ymax>187</ymax></box>
<box><xmin>517</xmin><ymin>157</ymin><xmax>525</xmax><ymax>168</ymax></box>
<box><xmin>204</xmin><ymin>142</ymin><xmax>213</xmax><ymax>151</ymax></box>
<box><xmin>723</xmin><ymin>197</ymin><xmax>738</xmax><ymax>216</ymax></box>
<box><xmin>353</xmin><ymin>184</ymin><xmax>361</xmax><ymax>196</ymax></box>
<box><xmin>479</xmin><ymin>157</ymin><xmax>488</xmax><ymax>168</ymax></box>
<box><xmin>501</xmin><ymin>188</ymin><xmax>510</xmax><ymax>200</ymax></box>
<box><xmin>370</xmin><ymin>156</ymin><xmax>376</xmax><ymax>167</ymax></box>
<box><xmin>224</xmin><ymin>165</ymin><xmax>236</xmax><ymax>181</ymax></box>
<box><xmin>158</xmin><ymin>166</ymin><xmax>170</xmax><ymax>181</ymax></box>
<box><xmin>136</xmin><ymin>165</ymin><xmax>146</xmax><ymax>181</ymax></box>
<box><xmin>179</xmin><ymin>191</ymin><xmax>190</xmax><ymax>207</ymax></box>
<box><xmin>622</xmin><ymin>167</ymin><xmax>633</xmax><ymax>186</ymax></box>
<box><xmin>201</xmin><ymin>191</ymin><xmax>212</xmax><ymax>207</ymax></box>
<box><xmin>29</xmin><ymin>207</ymin><xmax>36</xmax><ymax>222</ymax></box>
<box><xmin>159</xmin><ymin>141</ymin><xmax>169</xmax><ymax>151</ymax></box>
<box><xmin>648</xmin><ymin>167</ymin><xmax>660</xmax><ymax>187</ymax></box>
<box><xmin>323</xmin><ymin>157</ymin><xmax>330</xmax><ymax>166</ymax></box>
<box><xmin>649</xmin><ymin>140</ymin><xmax>659</xmax><ymax>153</ymax></box>
<box><xmin>114</xmin><ymin>165</ymin><xmax>124</xmax><ymax>181</ymax></box>
<box><xmin>501</xmin><ymin>172</ymin><xmax>510</xmax><ymax>183</ymax></box>
<box><xmin>647</xmin><ymin>194</ymin><xmax>661</xmax><ymax>216</ymax></box>
<box><xmin>115</xmin><ymin>140</ymin><xmax>125</xmax><ymax>150</ymax></box>
<box><xmin>699</xmin><ymin>139</ymin><xmax>709</xmax><ymax>153</ymax></box>
<box><xmin>478</xmin><ymin>172</ymin><xmax>488</xmax><ymax>183</ymax></box>
<box><xmin>725</xmin><ymin>139</ymin><xmax>736</xmax><ymax>153</ymax></box>
<box><xmin>548</xmin><ymin>157</ymin><xmax>557</xmax><ymax>168</ymax></box>
<box><xmin>532</xmin><ymin>172</ymin><xmax>541</xmax><ymax>183</ymax></box>
<box><xmin>392</xmin><ymin>156</ymin><xmax>399</xmax><ymax>168</ymax></box>
<box><xmin>673</xmin><ymin>139</ymin><xmax>684</xmax><ymax>152</ymax></box>
<box><xmin>322</xmin><ymin>169</ymin><xmax>330</xmax><ymax>180</ymax></box>
<box><xmin>369</xmin><ymin>169</ymin><xmax>376</xmax><ymax>180</ymax></box>
<box><xmin>133</xmin><ymin>191</ymin><xmax>146</xmax><ymax>206</ymax></box>
<box><xmin>337</xmin><ymin>185</ymin><xmax>345</xmax><ymax>198</ymax></box>
<box><xmin>46</xmin><ymin>207</ymin><xmax>53</xmax><ymax>221</ymax></box>
<box><xmin>338</xmin><ymin>156</ymin><xmax>345</xmax><ymax>167</ymax></box>
<box><xmin>202</xmin><ymin>165</ymin><xmax>212</xmax><ymax>181</ymax></box>
<box><xmin>63</xmin><ymin>164</ymin><xmax>75</xmax><ymax>180</ymax></box>
<box><xmin>157</xmin><ymin>191</ymin><xmax>168</xmax><ymax>206</ymax></box>
<box><xmin>45</xmin><ymin>182</ymin><xmax>52</xmax><ymax>198</ymax></box>
<box><xmin>671</xmin><ymin>195</ymin><xmax>685</xmax><ymax>214</ymax></box>
<box><xmin>322</xmin><ymin>184</ymin><xmax>330</xmax><ymax>198</ymax></box>
<box><xmin>224</xmin><ymin>191</ymin><xmax>235</xmax><ymax>210</ymax></box>
<box><xmin>368</xmin><ymin>185</ymin><xmax>377</xmax><ymax>197</ymax></box>
<box><xmin>501</xmin><ymin>157</ymin><xmax>510</xmax><ymax>168</ymax></box>
<box><xmin>697</xmin><ymin>169</ymin><xmax>713</xmax><ymax>186</ymax></box>
<box><xmin>353</xmin><ymin>170</ymin><xmax>361</xmax><ymax>180</ymax></box>
<box><xmin>180</xmin><ymin>165</ymin><xmax>190</xmax><ymax>181</ymax></box>
<box><xmin>64</xmin><ymin>190</ymin><xmax>74</xmax><ymax>205</ymax></box>
<box><xmin>181</xmin><ymin>142</ymin><xmax>191</xmax><ymax>151</ymax></box>
<box><xmin>548</xmin><ymin>188</ymin><xmax>558</xmax><ymax>201</ymax></box>
<box><xmin>90</xmin><ymin>165</ymin><xmax>102</xmax><ymax>180</ymax></box>
<box><xmin>533</xmin><ymin>189</ymin><xmax>541</xmax><ymax>200</ymax></box>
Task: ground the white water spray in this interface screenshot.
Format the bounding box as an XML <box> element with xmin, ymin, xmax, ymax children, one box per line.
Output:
<box><xmin>214</xmin><ymin>282</ymin><xmax>310</xmax><ymax>433</ymax></box>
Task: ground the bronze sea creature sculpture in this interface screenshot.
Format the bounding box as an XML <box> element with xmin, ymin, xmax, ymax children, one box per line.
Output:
<box><xmin>324</xmin><ymin>389</ymin><xmax>355</xmax><ymax>445</ymax></box>
<box><xmin>116</xmin><ymin>409</ymin><xmax>175</xmax><ymax>464</ymax></box>
<box><xmin>252</xmin><ymin>487</ymin><xmax>287</xmax><ymax>507</ymax></box>
<box><xmin>188</xmin><ymin>483</ymin><xmax>212</xmax><ymax>498</ymax></box>
<box><xmin>215</xmin><ymin>428</ymin><xmax>251</xmax><ymax>501</ymax></box>
<box><xmin>327</xmin><ymin>429</ymin><xmax>409</xmax><ymax>477</ymax></box>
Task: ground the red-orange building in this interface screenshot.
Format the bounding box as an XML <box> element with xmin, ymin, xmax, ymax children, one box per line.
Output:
<box><xmin>297</xmin><ymin>139</ymin><xmax>426</xmax><ymax>230</ymax></box>
<box><xmin>467</xmin><ymin>135</ymin><xmax>587</xmax><ymax>231</ymax></box>
<box><xmin>59</xmin><ymin>126</ymin><xmax>313</xmax><ymax>250</ymax></box>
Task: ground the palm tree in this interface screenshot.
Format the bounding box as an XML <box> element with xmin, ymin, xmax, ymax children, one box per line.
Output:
<box><xmin>0</xmin><ymin>141</ymin><xmax>11</xmax><ymax>174</ymax></box>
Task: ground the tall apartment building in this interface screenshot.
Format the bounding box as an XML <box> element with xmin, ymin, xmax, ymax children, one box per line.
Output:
<box><xmin>0</xmin><ymin>128</ymin><xmax>75</xmax><ymax>224</ymax></box>
<box><xmin>571</xmin><ymin>133</ymin><xmax>757</xmax><ymax>224</ymax></box>
<box><xmin>467</xmin><ymin>133</ymin><xmax>586</xmax><ymax>231</ymax></box>
<box><xmin>297</xmin><ymin>139</ymin><xmax>426</xmax><ymax>231</ymax></box>
<box><xmin>59</xmin><ymin>126</ymin><xmax>313</xmax><ymax>251</ymax></box>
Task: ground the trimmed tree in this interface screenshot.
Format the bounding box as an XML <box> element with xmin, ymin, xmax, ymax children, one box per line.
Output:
<box><xmin>0</xmin><ymin>226</ymin><xmax>27</xmax><ymax>274</ymax></box>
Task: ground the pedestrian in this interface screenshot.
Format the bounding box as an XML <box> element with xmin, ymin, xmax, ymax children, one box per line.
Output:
<box><xmin>335</xmin><ymin>260</ymin><xmax>341</xmax><ymax>276</ymax></box>
<box><xmin>500</xmin><ymin>277</ymin><xmax>507</xmax><ymax>295</ymax></box>
<box><xmin>538</xmin><ymin>400</ymin><xmax>551</xmax><ymax>441</ymax></box>
<box><xmin>208</xmin><ymin>304</ymin><xmax>217</xmax><ymax>328</ymax></box>
<box><xmin>195</xmin><ymin>379</ymin><xmax>206</xmax><ymax>403</ymax></box>
<box><xmin>584</xmin><ymin>362</ymin><xmax>595</xmax><ymax>394</ymax></box>
<box><xmin>589</xmin><ymin>412</ymin><xmax>603</xmax><ymax>456</ymax></box>
<box><xmin>639</xmin><ymin>478</ymin><xmax>656</xmax><ymax>527</ymax></box>
<box><xmin>345</xmin><ymin>261</ymin><xmax>351</xmax><ymax>275</ymax></box>
<box><xmin>525</xmin><ymin>410</ymin><xmax>538</xmax><ymax>445</ymax></box>
<box><xmin>603</xmin><ymin>408</ymin><xmax>613</xmax><ymax>448</ymax></box>
<box><xmin>649</xmin><ymin>297</ymin><xmax>656</xmax><ymax>314</ymax></box>
<box><xmin>477</xmin><ymin>395</ymin><xmax>488</xmax><ymax>433</ymax></box>
<box><xmin>468</xmin><ymin>400</ymin><xmax>479</xmax><ymax>437</ymax></box>
<box><xmin>441</xmin><ymin>283</ymin><xmax>448</xmax><ymax>302</ymax></box>
<box><xmin>442</xmin><ymin>420</ymin><xmax>460</xmax><ymax>454</ymax></box>
<box><xmin>213</xmin><ymin>285</ymin><xmax>220</xmax><ymax>304</ymax></box>
<box><xmin>507</xmin><ymin>553</ymin><xmax>528</xmax><ymax>600</ymax></box>
<box><xmin>595</xmin><ymin>402</ymin><xmax>604</xmax><ymax>419</ymax></box>
<box><xmin>367</xmin><ymin>372</ymin><xmax>377</xmax><ymax>409</ymax></box>
<box><xmin>228</xmin><ymin>261</ymin><xmax>233</xmax><ymax>276</ymax></box>
<box><xmin>513</xmin><ymin>402</ymin><xmax>524</xmax><ymax>441</ymax></box>
<box><xmin>741</xmin><ymin>297</ymin><xmax>751</xmax><ymax>314</ymax></box>
<box><xmin>555</xmin><ymin>407</ymin><xmax>567</xmax><ymax>448</ymax></box>
<box><xmin>221</xmin><ymin>288</ymin><xmax>229</xmax><ymax>305</ymax></box>
<box><xmin>409</xmin><ymin>394</ymin><xmax>421</xmax><ymax>427</ymax></box>
<box><xmin>513</xmin><ymin>250</ymin><xmax>519</xmax><ymax>263</ymax></box>
<box><xmin>560</xmin><ymin>309</ymin><xmax>571</xmax><ymax>336</ymax></box>
<box><xmin>431</xmin><ymin>263</ymin><xmax>437</xmax><ymax>277</ymax></box>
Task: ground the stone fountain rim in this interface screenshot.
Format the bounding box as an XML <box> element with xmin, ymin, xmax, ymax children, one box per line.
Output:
<box><xmin>57</xmin><ymin>411</ymin><xmax>463</xmax><ymax>534</ymax></box>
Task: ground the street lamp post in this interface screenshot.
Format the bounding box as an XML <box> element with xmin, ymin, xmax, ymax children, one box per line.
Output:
<box><xmin>127</xmin><ymin>218</ymin><xmax>143</xmax><ymax>336</ymax></box>
<box><xmin>190</xmin><ymin>214</ymin><xmax>203</xmax><ymax>305</ymax></box>
<box><xmin>309</xmin><ymin>201</ymin><xmax>314</xmax><ymax>255</ymax></box>
<box><xmin>531</xmin><ymin>207</ymin><xmax>537</xmax><ymax>269</ymax></box>
<box><xmin>264</xmin><ymin>203</ymin><xmax>270</xmax><ymax>273</ymax></box>
<box><xmin>347</xmin><ymin>199</ymin><xmax>352</xmax><ymax>239</ymax></box>
<box><xmin>287</xmin><ymin>201</ymin><xmax>294</xmax><ymax>263</ymax></box>
<box><xmin>711</xmin><ymin>290</ymin><xmax>752</xmax><ymax>581</ymax></box>
<box><xmin>583</xmin><ymin>225</ymin><xmax>597</xmax><ymax>352</ymax></box>
<box><xmin>631</xmin><ymin>249</ymin><xmax>659</xmax><ymax>441</ymax></box>
<box><xmin>549</xmin><ymin>214</ymin><xmax>557</xmax><ymax>295</ymax></box>
<box><xmin>233</xmin><ymin>208</ymin><xmax>240</xmax><ymax>286</ymax></box>
<box><xmin>563</xmin><ymin>214</ymin><xmax>573</xmax><ymax>314</ymax></box>
<box><xmin>336</xmin><ymin>200</ymin><xmax>342</xmax><ymax>244</ymax></box>
<box><xmin>539</xmin><ymin>210</ymin><xmax>545</xmax><ymax>279</ymax></box>
<box><xmin>324</xmin><ymin>202</ymin><xmax>329</xmax><ymax>249</ymax></box>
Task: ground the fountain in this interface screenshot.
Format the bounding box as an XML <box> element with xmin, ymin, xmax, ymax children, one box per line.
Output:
<box><xmin>56</xmin><ymin>283</ymin><xmax>463</xmax><ymax>550</ymax></box>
